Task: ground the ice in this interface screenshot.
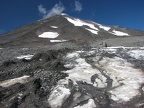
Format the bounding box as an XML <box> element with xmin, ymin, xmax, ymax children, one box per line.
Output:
<box><xmin>0</xmin><ymin>75</ymin><xmax>30</xmax><ymax>87</ymax></box>
<box><xmin>110</xmin><ymin>30</ymin><xmax>129</xmax><ymax>36</ymax></box>
<box><xmin>85</xmin><ymin>28</ymin><xmax>98</xmax><ymax>34</ymax></box>
<box><xmin>65</xmin><ymin>17</ymin><xmax>99</xmax><ymax>31</ymax></box>
<box><xmin>38</xmin><ymin>32</ymin><xmax>59</xmax><ymax>38</ymax></box>
<box><xmin>16</xmin><ymin>54</ymin><xmax>34</xmax><ymax>60</ymax></box>
<box><xmin>50</xmin><ymin>40</ymin><xmax>67</xmax><ymax>42</ymax></box>
<box><xmin>51</xmin><ymin>26</ymin><xmax>58</xmax><ymax>28</ymax></box>
<box><xmin>48</xmin><ymin>85</ymin><xmax>70</xmax><ymax>108</ymax></box>
<box><xmin>73</xmin><ymin>99</ymin><xmax>96</xmax><ymax>108</ymax></box>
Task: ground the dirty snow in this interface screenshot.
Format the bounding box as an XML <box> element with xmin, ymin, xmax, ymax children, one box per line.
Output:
<box><xmin>38</xmin><ymin>32</ymin><xmax>59</xmax><ymax>38</ymax></box>
<box><xmin>48</xmin><ymin>47</ymin><xmax>144</xmax><ymax>106</ymax></box>
<box><xmin>128</xmin><ymin>50</ymin><xmax>144</xmax><ymax>59</ymax></box>
<box><xmin>48</xmin><ymin>85</ymin><xmax>71</xmax><ymax>108</ymax></box>
<box><xmin>50</xmin><ymin>40</ymin><xmax>67</xmax><ymax>42</ymax></box>
<box><xmin>65</xmin><ymin>17</ymin><xmax>99</xmax><ymax>31</ymax></box>
<box><xmin>65</xmin><ymin>48</ymin><xmax>144</xmax><ymax>102</ymax></box>
<box><xmin>85</xmin><ymin>28</ymin><xmax>98</xmax><ymax>34</ymax></box>
<box><xmin>97</xmin><ymin>56</ymin><xmax>144</xmax><ymax>102</ymax></box>
<box><xmin>63</xmin><ymin>52</ymin><xmax>107</xmax><ymax>87</ymax></box>
<box><xmin>74</xmin><ymin>99</ymin><xmax>96</xmax><ymax>108</ymax></box>
<box><xmin>51</xmin><ymin>26</ymin><xmax>58</xmax><ymax>28</ymax></box>
<box><xmin>0</xmin><ymin>75</ymin><xmax>30</xmax><ymax>87</ymax></box>
<box><xmin>16</xmin><ymin>54</ymin><xmax>34</xmax><ymax>60</ymax></box>
<box><xmin>110</xmin><ymin>30</ymin><xmax>129</xmax><ymax>36</ymax></box>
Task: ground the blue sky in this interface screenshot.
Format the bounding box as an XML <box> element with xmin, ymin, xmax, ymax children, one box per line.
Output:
<box><xmin>0</xmin><ymin>0</ymin><xmax>144</xmax><ymax>34</ymax></box>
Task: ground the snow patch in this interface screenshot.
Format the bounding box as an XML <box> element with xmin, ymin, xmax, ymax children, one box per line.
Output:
<box><xmin>85</xmin><ymin>28</ymin><xmax>98</xmax><ymax>34</ymax></box>
<box><xmin>128</xmin><ymin>50</ymin><xmax>144</xmax><ymax>59</ymax></box>
<box><xmin>38</xmin><ymin>32</ymin><xmax>59</xmax><ymax>38</ymax></box>
<box><xmin>64</xmin><ymin>52</ymin><xmax>107</xmax><ymax>87</ymax></box>
<box><xmin>50</xmin><ymin>40</ymin><xmax>67</xmax><ymax>42</ymax></box>
<box><xmin>0</xmin><ymin>75</ymin><xmax>30</xmax><ymax>87</ymax></box>
<box><xmin>61</xmin><ymin>13</ymin><xmax>67</xmax><ymax>15</ymax></box>
<box><xmin>17</xmin><ymin>54</ymin><xmax>34</xmax><ymax>60</ymax></box>
<box><xmin>74</xmin><ymin>99</ymin><xmax>96</xmax><ymax>108</ymax></box>
<box><xmin>51</xmin><ymin>26</ymin><xmax>58</xmax><ymax>28</ymax></box>
<box><xmin>65</xmin><ymin>17</ymin><xmax>99</xmax><ymax>31</ymax></box>
<box><xmin>98</xmin><ymin>56</ymin><xmax>144</xmax><ymax>102</ymax></box>
<box><xmin>110</xmin><ymin>30</ymin><xmax>129</xmax><ymax>36</ymax></box>
<box><xmin>48</xmin><ymin>85</ymin><xmax>71</xmax><ymax>108</ymax></box>
<box><xmin>98</xmin><ymin>24</ymin><xmax>111</xmax><ymax>31</ymax></box>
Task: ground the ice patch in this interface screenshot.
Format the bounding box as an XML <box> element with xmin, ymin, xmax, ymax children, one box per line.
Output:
<box><xmin>110</xmin><ymin>30</ymin><xmax>129</xmax><ymax>36</ymax></box>
<box><xmin>85</xmin><ymin>28</ymin><xmax>98</xmax><ymax>34</ymax></box>
<box><xmin>73</xmin><ymin>99</ymin><xmax>96</xmax><ymax>108</ymax></box>
<box><xmin>65</xmin><ymin>17</ymin><xmax>99</xmax><ymax>31</ymax></box>
<box><xmin>51</xmin><ymin>26</ymin><xmax>58</xmax><ymax>28</ymax></box>
<box><xmin>38</xmin><ymin>32</ymin><xmax>59</xmax><ymax>38</ymax></box>
<box><xmin>48</xmin><ymin>85</ymin><xmax>71</xmax><ymax>108</ymax></box>
<box><xmin>50</xmin><ymin>40</ymin><xmax>67</xmax><ymax>42</ymax></box>
<box><xmin>17</xmin><ymin>54</ymin><xmax>34</xmax><ymax>60</ymax></box>
<box><xmin>0</xmin><ymin>75</ymin><xmax>30</xmax><ymax>87</ymax></box>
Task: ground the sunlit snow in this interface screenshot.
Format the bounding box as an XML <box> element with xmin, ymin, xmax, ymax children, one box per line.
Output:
<box><xmin>38</xmin><ymin>32</ymin><xmax>59</xmax><ymax>38</ymax></box>
<box><xmin>48</xmin><ymin>85</ymin><xmax>71</xmax><ymax>108</ymax></box>
<box><xmin>85</xmin><ymin>28</ymin><xmax>98</xmax><ymax>34</ymax></box>
<box><xmin>17</xmin><ymin>54</ymin><xmax>34</xmax><ymax>60</ymax></box>
<box><xmin>65</xmin><ymin>17</ymin><xmax>99</xmax><ymax>31</ymax></box>
<box><xmin>110</xmin><ymin>30</ymin><xmax>129</xmax><ymax>36</ymax></box>
<box><xmin>50</xmin><ymin>40</ymin><xmax>67</xmax><ymax>42</ymax></box>
<box><xmin>51</xmin><ymin>26</ymin><xmax>58</xmax><ymax>28</ymax></box>
<box><xmin>98</xmin><ymin>24</ymin><xmax>111</xmax><ymax>31</ymax></box>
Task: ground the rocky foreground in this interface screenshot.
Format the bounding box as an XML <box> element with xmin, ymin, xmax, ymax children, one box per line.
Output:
<box><xmin>0</xmin><ymin>46</ymin><xmax>144</xmax><ymax>108</ymax></box>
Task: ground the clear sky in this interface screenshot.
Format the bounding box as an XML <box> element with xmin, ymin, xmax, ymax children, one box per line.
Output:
<box><xmin>0</xmin><ymin>0</ymin><xmax>144</xmax><ymax>34</ymax></box>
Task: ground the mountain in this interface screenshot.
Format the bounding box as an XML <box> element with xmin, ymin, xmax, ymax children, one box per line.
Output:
<box><xmin>0</xmin><ymin>14</ymin><xmax>144</xmax><ymax>108</ymax></box>
<box><xmin>0</xmin><ymin>14</ymin><xmax>144</xmax><ymax>48</ymax></box>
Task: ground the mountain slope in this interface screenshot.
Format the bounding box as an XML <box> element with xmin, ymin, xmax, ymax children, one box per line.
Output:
<box><xmin>0</xmin><ymin>14</ymin><xmax>144</xmax><ymax>47</ymax></box>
